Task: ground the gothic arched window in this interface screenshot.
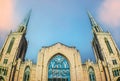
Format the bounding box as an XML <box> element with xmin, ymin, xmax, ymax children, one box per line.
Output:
<box><xmin>7</xmin><ymin>37</ymin><xmax>15</xmax><ymax>53</ymax></box>
<box><xmin>0</xmin><ymin>76</ymin><xmax>4</xmax><ymax>81</ymax></box>
<box><xmin>104</xmin><ymin>38</ymin><xmax>113</xmax><ymax>53</ymax></box>
<box><xmin>23</xmin><ymin>66</ymin><xmax>30</xmax><ymax>81</ymax></box>
<box><xmin>48</xmin><ymin>54</ymin><xmax>70</xmax><ymax>81</ymax></box>
<box><xmin>88</xmin><ymin>67</ymin><xmax>96</xmax><ymax>81</ymax></box>
<box><xmin>18</xmin><ymin>26</ymin><xmax>25</xmax><ymax>32</ymax></box>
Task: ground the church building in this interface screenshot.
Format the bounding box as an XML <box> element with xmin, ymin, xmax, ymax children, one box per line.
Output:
<box><xmin>0</xmin><ymin>11</ymin><xmax>120</xmax><ymax>81</ymax></box>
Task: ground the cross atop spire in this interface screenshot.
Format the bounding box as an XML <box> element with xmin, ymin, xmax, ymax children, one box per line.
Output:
<box><xmin>18</xmin><ymin>10</ymin><xmax>32</xmax><ymax>34</ymax></box>
<box><xmin>87</xmin><ymin>11</ymin><xmax>103</xmax><ymax>33</ymax></box>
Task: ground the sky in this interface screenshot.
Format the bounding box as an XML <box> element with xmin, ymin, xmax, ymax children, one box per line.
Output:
<box><xmin>0</xmin><ymin>0</ymin><xmax>120</xmax><ymax>63</ymax></box>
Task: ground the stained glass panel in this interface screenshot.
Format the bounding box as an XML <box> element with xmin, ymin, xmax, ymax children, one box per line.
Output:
<box><xmin>48</xmin><ymin>55</ymin><xmax>70</xmax><ymax>81</ymax></box>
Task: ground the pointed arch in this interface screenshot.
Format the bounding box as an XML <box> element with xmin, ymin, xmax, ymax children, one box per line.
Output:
<box><xmin>23</xmin><ymin>66</ymin><xmax>30</xmax><ymax>81</ymax></box>
<box><xmin>88</xmin><ymin>66</ymin><xmax>96</xmax><ymax>81</ymax></box>
<box><xmin>47</xmin><ymin>53</ymin><xmax>71</xmax><ymax>66</ymax></box>
<box><xmin>18</xmin><ymin>26</ymin><xmax>25</xmax><ymax>32</ymax></box>
<box><xmin>48</xmin><ymin>54</ymin><xmax>71</xmax><ymax>81</ymax></box>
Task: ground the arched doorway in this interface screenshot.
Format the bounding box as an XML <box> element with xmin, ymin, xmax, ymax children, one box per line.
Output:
<box><xmin>117</xmin><ymin>77</ymin><xmax>120</xmax><ymax>81</ymax></box>
<box><xmin>0</xmin><ymin>76</ymin><xmax>4</xmax><ymax>81</ymax></box>
<box><xmin>48</xmin><ymin>54</ymin><xmax>70</xmax><ymax>81</ymax></box>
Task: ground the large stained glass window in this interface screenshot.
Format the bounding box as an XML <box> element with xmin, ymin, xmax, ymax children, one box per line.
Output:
<box><xmin>48</xmin><ymin>54</ymin><xmax>70</xmax><ymax>81</ymax></box>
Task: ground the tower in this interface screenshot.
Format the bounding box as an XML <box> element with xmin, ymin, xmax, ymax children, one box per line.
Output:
<box><xmin>0</xmin><ymin>11</ymin><xmax>31</xmax><ymax>81</ymax></box>
<box><xmin>88</xmin><ymin>11</ymin><xmax>120</xmax><ymax>81</ymax></box>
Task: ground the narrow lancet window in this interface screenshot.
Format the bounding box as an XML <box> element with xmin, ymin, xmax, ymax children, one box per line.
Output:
<box><xmin>23</xmin><ymin>66</ymin><xmax>30</xmax><ymax>81</ymax></box>
<box><xmin>104</xmin><ymin>38</ymin><xmax>113</xmax><ymax>53</ymax></box>
<box><xmin>7</xmin><ymin>37</ymin><xmax>15</xmax><ymax>53</ymax></box>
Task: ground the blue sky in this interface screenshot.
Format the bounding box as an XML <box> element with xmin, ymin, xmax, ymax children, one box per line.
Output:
<box><xmin>0</xmin><ymin>0</ymin><xmax>120</xmax><ymax>63</ymax></box>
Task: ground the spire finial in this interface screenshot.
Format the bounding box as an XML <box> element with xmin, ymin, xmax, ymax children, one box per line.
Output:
<box><xmin>18</xmin><ymin>9</ymin><xmax>32</xmax><ymax>33</ymax></box>
<box><xmin>20</xmin><ymin>9</ymin><xmax>32</xmax><ymax>27</ymax></box>
<box><xmin>87</xmin><ymin>11</ymin><xmax>98</xmax><ymax>26</ymax></box>
<box><xmin>87</xmin><ymin>11</ymin><xmax>103</xmax><ymax>32</ymax></box>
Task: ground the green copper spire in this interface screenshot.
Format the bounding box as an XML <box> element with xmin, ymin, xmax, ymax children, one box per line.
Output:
<box><xmin>87</xmin><ymin>11</ymin><xmax>103</xmax><ymax>32</ymax></box>
<box><xmin>18</xmin><ymin>10</ymin><xmax>31</xmax><ymax>33</ymax></box>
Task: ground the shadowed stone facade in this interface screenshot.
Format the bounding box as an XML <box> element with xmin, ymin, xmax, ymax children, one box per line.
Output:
<box><xmin>0</xmin><ymin>11</ymin><xmax>120</xmax><ymax>81</ymax></box>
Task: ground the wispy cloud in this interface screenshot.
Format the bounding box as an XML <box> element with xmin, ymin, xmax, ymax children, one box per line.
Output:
<box><xmin>98</xmin><ymin>0</ymin><xmax>120</xmax><ymax>28</ymax></box>
<box><xmin>0</xmin><ymin>0</ymin><xmax>16</xmax><ymax>47</ymax></box>
<box><xmin>98</xmin><ymin>0</ymin><xmax>120</xmax><ymax>49</ymax></box>
<box><xmin>0</xmin><ymin>0</ymin><xmax>16</xmax><ymax>31</ymax></box>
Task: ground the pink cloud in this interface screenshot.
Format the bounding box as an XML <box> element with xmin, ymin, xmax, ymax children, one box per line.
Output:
<box><xmin>0</xmin><ymin>0</ymin><xmax>18</xmax><ymax>47</ymax></box>
<box><xmin>0</xmin><ymin>0</ymin><xmax>15</xmax><ymax>31</ymax></box>
<box><xmin>98</xmin><ymin>0</ymin><xmax>120</xmax><ymax>27</ymax></box>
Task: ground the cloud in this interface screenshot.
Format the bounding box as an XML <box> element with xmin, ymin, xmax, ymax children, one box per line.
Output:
<box><xmin>0</xmin><ymin>0</ymin><xmax>17</xmax><ymax>48</ymax></box>
<box><xmin>98</xmin><ymin>0</ymin><xmax>120</xmax><ymax>27</ymax></box>
<box><xmin>0</xmin><ymin>0</ymin><xmax>15</xmax><ymax>31</ymax></box>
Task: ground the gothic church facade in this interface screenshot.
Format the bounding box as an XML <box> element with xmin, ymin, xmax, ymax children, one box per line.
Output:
<box><xmin>0</xmin><ymin>11</ymin><xmax>120</xmax><ymax>81</ymax></box>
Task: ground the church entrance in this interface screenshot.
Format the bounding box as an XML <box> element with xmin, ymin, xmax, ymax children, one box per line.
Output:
<box><xmin>48</xmin><ymin>54</ymin><xmax>70</xmax><ymax>81</ymax></box>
